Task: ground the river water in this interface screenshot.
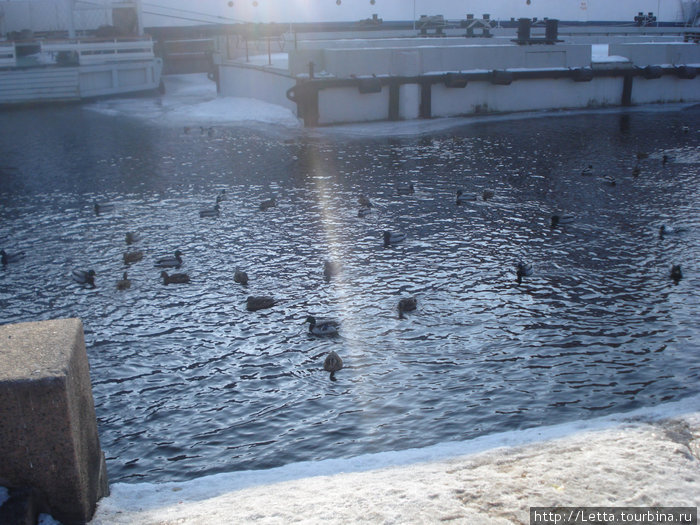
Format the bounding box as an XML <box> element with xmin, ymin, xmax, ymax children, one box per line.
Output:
<box><xmin>1</xmin><ymin>100</ymin><xmax>699</xmax><ymax>483</ymax></box>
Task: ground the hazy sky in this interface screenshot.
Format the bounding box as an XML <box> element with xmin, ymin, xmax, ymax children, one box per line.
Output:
<box><xmin>139</xmin><ymin>0</ymin><xmax>681</xmax><ymax>26</ymax></box>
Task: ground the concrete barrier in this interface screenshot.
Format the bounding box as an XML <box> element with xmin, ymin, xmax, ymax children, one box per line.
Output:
<box><xmin>0</xmin><ymin>318</ymin><xmax>109</xmax><ymax>525</ymax></box>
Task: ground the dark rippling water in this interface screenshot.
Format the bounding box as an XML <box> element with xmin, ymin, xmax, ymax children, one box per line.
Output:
<box><xmin>1</xmin><ymin>103</ymin><xmax>699</xmax><ymax>483</ymax></box>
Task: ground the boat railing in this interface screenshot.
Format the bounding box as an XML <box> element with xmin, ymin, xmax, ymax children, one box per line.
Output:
<box><xmin>41</xmin><ymin>37</ymin><xmax>155</xmax><ymax>65</ymax></box>
<box><xmin>0</xmin><ymin>42</ymin><xmax>17</xmax><ymax>67</ymax></box>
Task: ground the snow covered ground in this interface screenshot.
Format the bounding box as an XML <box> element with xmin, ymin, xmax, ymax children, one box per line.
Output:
<box><xmin>88</xmin><ymin>396</ymin><xmax>700</xmax><ymax>524</ymax></box>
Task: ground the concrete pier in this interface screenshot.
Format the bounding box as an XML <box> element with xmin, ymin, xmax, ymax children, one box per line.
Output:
<box><xmin>0</xmin><ymin>318</ymin><xmax>109</xmax><ymax>525</ymax></box>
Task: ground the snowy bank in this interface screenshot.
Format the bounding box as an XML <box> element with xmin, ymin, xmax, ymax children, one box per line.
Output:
<box><xmin>90</xmin><ymin>396</ymin><xmax>700</xmax><ymax>524</ymax></box>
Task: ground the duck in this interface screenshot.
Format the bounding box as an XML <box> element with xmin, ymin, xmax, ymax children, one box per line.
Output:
<box><xmin>357</xmin><ymin>207</ymin><xmax>371</xmax><ymax>218</ymax></box>
<box><xmin>456</xmin><ymin>190</ymin><xmax>476</xmax><ymax>205</ymax></box>
<box><xmin>154</xmin><ymin>250</ymin><xmax>183</xmax><ymax>268</ymax></box>
<box><xmin>603</xmin><ymin>175</ymin><xmax>616</xmax><ymax>186</ymax></box>
<box><xmin>323</xmin><ymin>351</ymin><xmax>343</xmax><ymax>381</ymax></box>
<box><xmin>482</xmin><ymin>189</ymin><xmax>495</xmax><ymax>201</ymax></box>
<box><xmin>199</xmin><ymin>203</ymin><xmax>220</xmax><ymax>218</ymax></box>
<box><xmin>682</xmin><ymin>125</ymin><xmax>690</xmax><ymax>133</ymax></box>
<box><xmin>160</xmin><ymin>270</ymin><xmax>190</xmax><ymax>285</ymax></box>
<box><xmin>246</xmin><ymin>296</ymin><xmax>275</xmax><ymax>311</ymax></box>
<box><xmin>516</xmin><ymin>261</ymin><xmax>532</xmax><ymax>285</ymax></box>
<box><xmin>358</xmin><ymin>194</ymin><xmax>373</xmax><ymax>208</ymax></box>
<box><xmin>72</xmin><ymin>269</ymin><xmax>96</xmax><ymax>288</ymax></box>
<box><xmin>125</xmin><ymin>232</ymin><xmax>140</xmax><ymax>245</ymax></box>
<box><xmin>260</xmin><ymin>198</ymin><xmax>276</xmax><ymax>211</ymax></box>
<box><xmin>396</xmin><ymin>183</ymin><xmax>415</xmax><ymax>195</ymax></box>
<box><xmin>234</xmin><ymin>267</ymin><xmax>249</xmax><ymax>285</ymax></box>
<box><xmin>323</xmin><ymin>260</ymin><xmax>341</xmax><ymax>281</ymax></box>
<box><xmin>550</xmin><ymin>214</ymin><xmax>574</xmax><ymax>228</ymax></box>
<box><xmin>659</xmin><ymin>225</ymin><xmax>685</xmax><ymax>239</ymax></box>
<box><xmin>217</xmin><ymin>189</ymin><xmax>227</xmax><ymax>201</ymax></box>
<box><xmin>1</xmin><ymin>249</ymin><xmax>24</xmax><ymax>265</ymax></box>
<box><xmin>305</xmin><ymin>315</ymin><xmax>339</xmax><ymax>336</ymax></box>
<box><xmin>116</xmin><ymin>272</ymin><xmax>131</xmax><ymax>290</ymax></box>
<box><xmin>670</xmin><ymin>264</ymin><xmax>682</xmax><ymax>283</ymax></box>
<box><xmin>383</xmin><ymin>231</ymin><xmax>406</xmax><ymax>248</ymax></box>
<box><xmin>93</xmin><ymin>200</ymin><xmax>115</xmax><ymax>215</ymax></box>
<box><xmin>632</xmin><ymin>164</ymin><xmax>641</xmax><ymax>177</ymax></box>
<box><xmin>123</xmin><ymin>250</ymin><xmax>143</xmax><ymax>265</ymax></box>
<box><xmin>581</xmin><ymin>164</ymin><xmax>593</xmax><ymax>176</ymax></box>
<box><xmin>662</xmin><ymin>154</ymin><xmax>670</xmax><ymax>165</ymax></box>
<box><xmin>398</xmin><ymin>297</ymin><xmax>417</xmax><ymax>319</ymax></box>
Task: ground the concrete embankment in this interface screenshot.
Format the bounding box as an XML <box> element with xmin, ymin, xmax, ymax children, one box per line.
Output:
<box><xmin>91</xmin><ymin>400</ymin><xmax>700</xmax><ymax>524</ymax></box>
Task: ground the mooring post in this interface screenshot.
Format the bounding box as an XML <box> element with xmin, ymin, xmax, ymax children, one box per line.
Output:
<box><xmin>0</xmin><ymin>319</ymin><xmax>109</xmax><ymax>525</ymax></box>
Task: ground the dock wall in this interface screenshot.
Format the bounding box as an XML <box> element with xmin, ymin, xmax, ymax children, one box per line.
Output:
<box><xmin>218</xmin><ymin>41</ymin><xmax>700</xmax><ymax>126</ymax></box>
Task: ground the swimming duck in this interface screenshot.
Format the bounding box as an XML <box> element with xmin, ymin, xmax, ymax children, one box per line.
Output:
<box><xmin>160</xmin><ymin>270</ymin><xmax>190</xmax><ymax>285</ymax></box>
<box><xmin>305</xmin><ymin>315</ymin><xmax>340</xmax><ymax>336</ymax></box>
<box><xmin>662</xmin><ymin>154</ymin><xmax>670</xmax><ymax>165</ymax></box>
<box><xmin>670</xmin><ymin>264</ymin><xmax>683</xmax><ymax>283</ymax></box>
<box><xmin>581</xmin><ymin>164</ymin><xmax>593</xmax><ymax>176</ymax></box>
<box><xmin>72</xmin><ymin>269</ymin><xmax>96</xmax><ymax>288</ymax></box>
<box><xmin>323</xmin><ymin>260</ymin><xmax>341</xmax><ymax>281</ymax></box>
<box><xmin>603</xmin><ymin>175</ymin><xmax>616</xmax><ymax>186</ymax></box>
<box><xmin>398</xmin><ymin>297</ymin><xmax>418</xmax><ymax>319</ymax></box>
<box><xmin>659</xmin><ymin>225</ymin><xmax>685</xmax><ymax>239</ymax></box>
<box><xmin>260</xmin><ymin>198</ymin><xmax>276</xmax><ymax>211</ymax></box>
<box><xmin>116</xmin><ymin>272</ymin><xmax>131</xmax><ymax>290</ymax></box>
<box><xmin>1</xmin><ymin>249</ymin><xmax>24</xmax><ymax>265</ymax></box>
<box><xmin>682</xmin><ymin>125</ymin><xmax>690</xmax><ymax>133</ymax></box>
<box><xmin>397</xmin><ymin>183</ymin><xmax>415</xmax><ymax>195</ymax></box>
<box><xmin>456</xmin><ymin>190</ymin><xmax>476</xmax><ymax>205</ymax></box>
<box><xmin>125</xmin><ymin>232</ymin><xmax>140</xmax><ymax>245</ymax></box>
<box><xmin>123</xmin><ymin>250</ymin><xmax>143</xmax><ymax>265</ymax></box>
<box><xmin>383</xmin><ymin>231</ymin><xmax>406</xmax><ymax>247</ymax></box>
<box><xmin>632</xmin><ymin>164</ymin><xmax>641</xmax><ymax>177</ymax></box>
<box><xmin>550</xmin><ymin>215</ymin><xmax>574</xmax><ymax>228</ymax></box>
<box><xmin>358</xmin><ymin>194</ymin><xmax>373</xmax><ymax>208</ymax></box>
<box><xmin>154</xmin><ymin>250</ymin><xmax>183</xmax><ymax>268</ymax></box>
<box><xmin>246</xmin><ymin>296</ymin><xmax>275</xmax><ymax>311</ymax></box>
<box><xmin>234</xmin><ymin>267</ymin><xmax>249</xmax><ymax>285</ymax></box>
<box><xmin>324</xmin><ymin>351</ymin><xmax>343</xmax><ymax>381</ymax></box>
<box><xmin>516</xmin><ymin>261</ymin><xmax>532</xmax><ymax>285</ymax></box>
<box><xmin>93</xmin><ymin>200</ymin><xmax>115</xmax><ymax>215</ymax></box>
<box><xmin>199</xmin><ymin>203</ymin><xmax>220</xmax><ymax>218</ymax></box>
<box><xmin>217</xmin><ymin>189</ymin><xmax>227</xmax><ymax>201</ymax></box>
<box><xmin>482</xmin><ymin>189</ymin><xmax>495</xmax><ymax>201</ymax></box>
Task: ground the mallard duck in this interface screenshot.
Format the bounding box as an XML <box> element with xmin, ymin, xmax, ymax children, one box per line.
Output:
<box><xmin>550</xmin><ymin>214</ymin><xmax>574</xmax><ymax>228</ymax></box>
<box><xmin>154</xmin><ymin>250</ymin><xmax>183</xmax><ymax>268</ymax></box>
<box><xmin>123</xmin><ymin>251</ymin><xmax>143</xmax><ymax>265</ymax></box>
<box><xmin>234</xmin><ymin>267</ymin><xmax>249</xmax><ymax>285</ymax></box>
<box><xmin>358</xmin><ymin>194</ymin><xmax>372</xmax><ymax>208</ymax></box>
<box><xmin>116</xmin><ymin>272</ymin><xmax>131</xmax><ymax>290</ymax></box>
<box><xmin>260</xmin><ymin>198</ymin><xmax>276</xmax><ymax>211</ymax></box>
<box><xmin>199</xmin><ymin>204</ymin><xmax>220</xmax><ymax>218</ymax></box>
<box><xmin>247</xmin><ymin>296</ymin><xmax>275</xmax><ymax>311</ymax></box>
<box><xmin>94</xmin><ymin>200</ymin><xmax>115</xmax><ymax>215</ymax></box>
<box><xmin>581</xmin><ymin>164</ymin><xmax>593</xmax><ymax>176</ymax></box>
<box><xmin>323</xmin><ymin>260</ymin><xmax>341</xmax><ymax>281</ymax></box>
<box><xmin>456</xmin><ymin>190</ymin><xmax>476</xmax><ymax>205</ymax></box>
<box><xmin>1</xmin><ymin>249</ymin><xmax>24</xmax><ymax>265</ymax></box>
<box><xmin>125</xmin><ymin>232</ymin><xmax>140</xmax><ymax>245</ymax></box>
<box><xmin>397</xmin><ymin>183</ymin><xmax>415</xmax><ymax>195</ymax></box>
<box><xmin>482</xmin><ymin>189</ymin><xmax>495</xmax><ymax>201</ymax></box>
<box><xmin>160</xmin><ymin>270</ymin><xmax>190</xmax><ymax>285</ymax></box>
<box><xmin>324</xmin><ymin>351</ymin><xmax>343</xmax><ymax>381</ymax></box>
<box><xmin>72</xmin><ymin>269</ymin><xmax>96</xmax><ymax>288</ymax></box>
<box><xmin>670</xmin><ymin>264</ymin><xmax>682</xmax><ymax>283</ymax></box>
<box><xmin>383</xmin><ymin>231</ymin><xmax>406</xmax><ymax>247</ymax></box>
<box><xmin>305</xmin><ymin>315</ymin><xmax>339</xmax><ymax>336</ymax></box>
<box><xmin>398</xmin><ymin>297</ymin><xmax>417</xmax><ymax>319</ymax></box>
<box><xmin>516</xmin><ymin>261</ymin><xmax>532</xmax><ymax>285</ymax></box>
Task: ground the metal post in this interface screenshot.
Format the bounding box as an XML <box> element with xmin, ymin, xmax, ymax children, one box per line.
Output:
<box><xmin>268</xmin><ymin>37</ymin><xmax>271</xmax><ymax>65</ymax></box>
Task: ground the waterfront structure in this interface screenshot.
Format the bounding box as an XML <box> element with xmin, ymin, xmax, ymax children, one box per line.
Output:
<box><xmin>0</xmin><ymin>0</ymin><xmax>162</xmax><ymax>105</ymax></box>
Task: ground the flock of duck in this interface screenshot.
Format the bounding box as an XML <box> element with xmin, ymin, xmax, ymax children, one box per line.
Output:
<box><xmin>1</xmin><ymin>150</ymin><xmax>688</xmax><ymax>380</ymax></box>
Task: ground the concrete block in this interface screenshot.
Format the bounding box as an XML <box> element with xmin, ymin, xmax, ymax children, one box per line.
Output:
<box><xmin>0</xmin><ymin>318</ymin><xmax>109</xmax><ymax>525</ymax></box>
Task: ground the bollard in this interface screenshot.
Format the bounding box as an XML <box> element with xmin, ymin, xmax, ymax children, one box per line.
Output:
<box><xmin>0</xmin><ymin>319</ymin><xmax>109</xmax><ymax>525</ymax></box>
